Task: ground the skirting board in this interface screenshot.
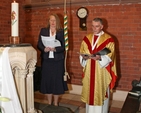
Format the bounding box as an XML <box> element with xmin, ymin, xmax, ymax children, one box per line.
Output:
<box><xmin>66</xmin><ymin>84</ymin><xmax>128</xmax><ymax>102</ymax></box>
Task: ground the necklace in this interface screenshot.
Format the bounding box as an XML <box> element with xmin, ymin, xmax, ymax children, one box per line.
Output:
<box><xmin>51</xmin><ymin>30</ymin><xmax>56</xmax><ymax>36</ymax></box>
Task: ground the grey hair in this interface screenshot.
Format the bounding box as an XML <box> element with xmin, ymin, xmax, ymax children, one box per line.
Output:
<box><xmin>93</xmin><ymin>18</ymin><xmax>103</xmax><ymax>25</ymax></box>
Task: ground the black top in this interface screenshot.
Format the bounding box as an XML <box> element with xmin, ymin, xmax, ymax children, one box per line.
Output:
<box><xmin>37</xmin><ymin>27</ymin><xmax>65</xmax><ymax>61</ymax></box>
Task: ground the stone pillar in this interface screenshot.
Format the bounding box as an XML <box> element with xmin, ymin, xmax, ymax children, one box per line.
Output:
<box><xmin>26</xmin><ymin>67</ymin><xmax>36</xmax><ymax>113</ymax></box>
<box><xmin>0</xmin><ymin>43</ymin><xmax>40</xmax><ymax>113</ymax></box>
<box><xmin>17</xmin><ymin>69</ymin><xmax>28</xmax><ymax>113</ymax></box>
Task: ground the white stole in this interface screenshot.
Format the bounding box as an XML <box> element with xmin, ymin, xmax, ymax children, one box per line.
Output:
<box><xmin>92</xmin><ymin>34</ymin><xmax>100</xmax><ymax>51</ymax></box>
<box><xmin>92</xmin><ymin>31</ymin><xmax>112</xmax><ymax>68</ymax></box>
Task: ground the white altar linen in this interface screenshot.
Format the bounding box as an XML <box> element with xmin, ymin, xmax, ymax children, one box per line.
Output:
<box><xmin>0</xmin><ymin>47</ymin><xmax>22</xmax><ymax>113</ymax></box>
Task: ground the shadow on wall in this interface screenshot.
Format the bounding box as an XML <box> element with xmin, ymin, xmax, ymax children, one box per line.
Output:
<box><xmin>102</xmin><ymin>18</ymin><xmax>121</xmax><ymax>89</ymax></box>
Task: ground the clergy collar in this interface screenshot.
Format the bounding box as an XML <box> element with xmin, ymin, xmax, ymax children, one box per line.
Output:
<box><xmin>94</xmin><ymin>31</ymin><xmax>104</xmax><ymax>37</ymax></box>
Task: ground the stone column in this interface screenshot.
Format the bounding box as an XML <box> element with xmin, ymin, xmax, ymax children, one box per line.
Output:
<box><xmin>17</xmin><ymin>69</ymin><xmax>28</xmax><ymax>113</ymax></box>
<box><xmin>26</xmin><ymin>67</ymin><xmax>36</xmax><ymax>113</ymax></box>
<box><xmin>0</xmin><ymin>43</ymin><xmax>40</xmax><ymax>113</ymax></box>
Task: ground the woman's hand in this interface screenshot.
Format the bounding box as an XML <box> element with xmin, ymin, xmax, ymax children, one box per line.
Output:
<box><xmin>44</xmin><ymin>47</ymin><xmax>51</xmax><ymax>52</ymax></box>
<box><xmin>44</xmin><ymin>47</ymin><xmax>56</xmax><ymax>52</ymax></box>
<box><xmin>50</xmin><ymin>47</ymin><xmax>56</xmax><ymax>52</ymax></box>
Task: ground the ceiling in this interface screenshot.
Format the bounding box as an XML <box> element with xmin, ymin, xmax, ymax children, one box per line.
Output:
<box><xmin>24</xmin><ymin>0</ymin><xmax>141</xmax><ymax>8</ymax></box>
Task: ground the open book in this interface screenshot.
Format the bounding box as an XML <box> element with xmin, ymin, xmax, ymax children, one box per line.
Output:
<box><xmin>128</xmin><ymin>86</ymin><xmax>141</xmax><ymax>96</ymax></box>
<box><xmin>128</xmin><ymin>90</ymin><xmax>141</xmax><ymax>96</ymax></box>
<box><xmin>79</xmin><ymin>48</ymin><xmax>111</xmax><ymax>57</ymax></box>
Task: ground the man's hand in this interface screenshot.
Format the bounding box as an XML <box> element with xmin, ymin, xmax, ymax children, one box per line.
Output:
<box><xmin>81</xmin><ymin>54</ymin><xmax>90</xmax><ymax>60</ymax></box>
<box><xmin>90</xmin><ymin>55</ymin><xmax>101</xmax><ymax>60</ymax></box>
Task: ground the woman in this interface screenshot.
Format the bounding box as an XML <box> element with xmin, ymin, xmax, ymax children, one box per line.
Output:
<box><xmin>37</xmin><ymin>14</ymin><xmax>68</xmax><ymax>106</ymax></box>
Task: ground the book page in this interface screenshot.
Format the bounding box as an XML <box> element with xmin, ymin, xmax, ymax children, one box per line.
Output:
<box><xmin>41</xmin><ymin>35</ymin><xmax>61</xmax><ymax>47</ymax></box>
<box><xmin>77</xmin><ymin>52</ymin><xmax>92</xmax><ymax>57</ymax></box>
<box><xmin>128</xmin><ymin>90</ymin><xmax>141</xmax><ymax>96</ymax></box>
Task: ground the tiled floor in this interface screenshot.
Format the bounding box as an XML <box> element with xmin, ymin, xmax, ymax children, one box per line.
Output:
<box><xmin>34</xmin><ymin>91</ymin><xmax>124</xmax><ymax>113</ymax></box>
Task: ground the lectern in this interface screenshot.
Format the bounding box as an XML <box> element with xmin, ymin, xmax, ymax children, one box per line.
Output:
<box><xmin>120</xmin><ymin>94</ymin><xmax>140</xmax><ymax>113</ymax></box>
<box><xmin>120</xmin><ymin>82</ymin><xmax>141</xmax><ymax>113</ymax></box>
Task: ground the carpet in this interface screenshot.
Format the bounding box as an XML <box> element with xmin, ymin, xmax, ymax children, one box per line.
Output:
<box><xmin>34</xmin><ymin>102</ymin><xmax>74</xmax><ymax>113</ymax></box>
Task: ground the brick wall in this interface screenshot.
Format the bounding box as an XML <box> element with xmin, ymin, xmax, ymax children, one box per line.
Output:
<box><xmin>0</xmin><ymin>0</ymin><xmax>11</xmax><ymax>42</ymax></box>
<box><xmin>0</xmin><ymin>0</ymin><xmax>25</xmax><ymax>43</ymax></box>
<box><xmin>0</xmin><ymin>0</ymin><xmax>141</xmax><ymax>91</ymax></box>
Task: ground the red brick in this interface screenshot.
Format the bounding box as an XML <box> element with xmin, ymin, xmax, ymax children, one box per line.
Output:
<box><xmin>0</xmin><ymin>1</ymin><xmax>141</xmax><ymax>91</ymax></box>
